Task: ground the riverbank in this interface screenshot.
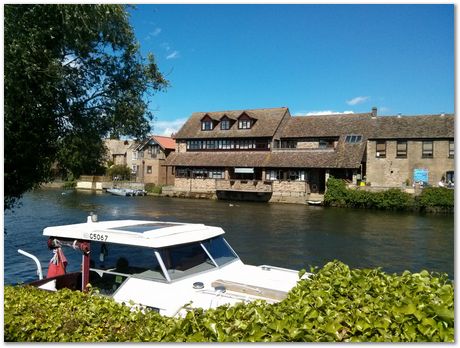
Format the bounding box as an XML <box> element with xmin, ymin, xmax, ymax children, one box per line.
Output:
<box><xmin>43</xmin><ymin>178</ymin><xmax>454</xmax><ymax>213</ymax></box>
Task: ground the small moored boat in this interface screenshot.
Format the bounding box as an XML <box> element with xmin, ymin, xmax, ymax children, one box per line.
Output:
<box><xmin>106</xmin><ymin>188</ymin><xmax>146</xmax><ymax>196</ymax></box>
<box><xmin>19</xmin><ymin>215</ymin><xmax>310</xmax><ymax>317</ymax></box>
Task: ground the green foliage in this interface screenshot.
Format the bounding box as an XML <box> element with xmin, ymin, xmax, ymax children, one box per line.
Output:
<box><xmin>417</xmin><ymin>187</ymin><xmax>454</xmax><ymax>210</ymax></box>
<box><xmin>106</xmin><ymin>165</ymin><xmax>131</xmax><ymax>181</ymax></box>
<box><xmin>4</xmin><ymin>261</ymin><xmax>454</xmax><ymax>342</ymax></box>
<box><xmin>324</xmin><ymin>177</ymin><xmax>453</xmax><ymax>212</ymax></box>
<box><xmin>145</xmin><ymin>183</ymin><xmax>162</xmax><ymax>194</ymax></box>
<box><xmin>4</xmin><ymin>4</ymin><xmax>168</xmax><ymax>210</ymax></box>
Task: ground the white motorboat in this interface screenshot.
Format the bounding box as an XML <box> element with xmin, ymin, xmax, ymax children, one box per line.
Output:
<box><xmin>106</xmin><ymin>188</ymin><xmax>147</xmax><ymax>196</ymax></box>
<box><xmin>19</xmin><ymin>215</ymin><xmax>310</xmax><ymax>317</ymax></box>
<box><xmin>106</xmin><ymin>188</ymin><xmax>135</xmax><ymax>196</ymax></box>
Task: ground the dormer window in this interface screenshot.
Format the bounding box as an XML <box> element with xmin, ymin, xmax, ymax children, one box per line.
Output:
<box><xmin>238</xmin><ymin>119</ymin><xmax>252</xmax><ymax>129</ymax></box>
<box><xmin>201</xmin><ymin>120</ymin><xmax>212</xmax><ymax>131</ymax></box>
<box><xmin>221</xmin><ymin>119</ymin><xmax>230</xmax><ymax>130</ymax></box>
<box><xmin>201</xmin><ymin>114</ymin><xmax>214</xmax><ymax>131</ymax></box>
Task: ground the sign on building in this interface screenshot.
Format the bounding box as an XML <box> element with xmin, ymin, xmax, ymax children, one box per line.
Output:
<box><xmin>413</xmin><ymin>168</ymin><xmax>429</xmax><ymax>184</ymax></box>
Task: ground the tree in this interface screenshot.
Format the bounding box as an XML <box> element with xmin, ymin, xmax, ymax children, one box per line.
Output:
<box><xmin>4</xmin><ymin>4</ymin><xmax>168</xmax><ymax>209</ymax></box>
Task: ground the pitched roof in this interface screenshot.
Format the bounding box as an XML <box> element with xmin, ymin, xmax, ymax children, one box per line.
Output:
<box><xmin>370</xmin><ymin>114</ymin><xmax>454</xmax><ymax>139</ymax></box>
<box><xmin>281</xmin><ymin>112</ymin><xmax>454</xmax><ymax>140</ymax></box>
<box><xmin>104</xmin><ymin>139</ymin><xmax>132</xmax><ymax>155</ymax></box>
<box><xmin>152</xmin><ymin>135</ymin><xmax>176</xmax><ymax>150</ymax></box>
<box><xmin>174</xmin><ymin>107</ymin><xmax>289</xmax><ymax>139</ymax></box>
<box><xmin>281</xmin><ymin>113</ymin><xmax>373</xmax><ymax>138</ymax></box>
<box><xmin>165</xmin><ymin>142</ymin><xmax>365</xmax><ymax>169</ymax></box>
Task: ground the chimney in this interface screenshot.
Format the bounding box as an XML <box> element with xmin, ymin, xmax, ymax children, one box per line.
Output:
<box><xmin>371</xmin><ymin>107</ymin><xmax>377</xmax><ymax>118</ymax></box>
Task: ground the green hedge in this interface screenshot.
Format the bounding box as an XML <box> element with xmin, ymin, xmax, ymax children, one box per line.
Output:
<box><xmin>4</xmin><ymin>261</ymin><xmax>453</xmax><ymax>342</ymax></box>
<box><xmin>324</xmin><ymin>178</ymin><xmax>453</xmax><ymax>212</ymax></box>
<box><xmin>144</xmin><ymin>183</ymin><xmax>162</xmax><ymax>194</ymax></box>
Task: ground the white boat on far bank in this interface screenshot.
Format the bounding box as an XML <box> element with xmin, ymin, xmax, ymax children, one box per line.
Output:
<box><xmin>106</xmin><ymin>188</ymin><xmax>147</xmax><ymax>196</ymax></box>
<box><xmin>19</xmin><ymin>215</ymin><xmax>310</xmax><ymax>317</ymax></box>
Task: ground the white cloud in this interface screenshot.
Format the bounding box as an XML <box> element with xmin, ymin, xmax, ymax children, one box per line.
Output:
<box><xmin>346</xmin><ymin>96</ymin><xmax>369</xmax><ymax>106</ymax></box>
<box><xmin>151</xmin><ymin>28</ymin><xmax>162</xmax><ymax>36</ymax></box>
<box><xmin>145</xmin><ymin>28</ymin><xmax>162</xmax><ymax>41</ymax></box>
<box><xmin>166</xmin><ymin>50</ymin><xmax>180</xmax><ymax>60</ymax></box>
<box><xmin>152</xmin><ymin>118</ymin><xmax>187</xmax><ymax>136</ymax></box>
<box><xmin>294</xmin><ymin>110</ymin><xmax>355</xmax><ymax>116</ymax></box>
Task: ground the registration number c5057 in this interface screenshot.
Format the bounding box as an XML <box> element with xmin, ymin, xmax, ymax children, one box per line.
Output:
<box><xmin>89</xmin><ymin>233</ymin><xmax>108</xmax><ymax>241</ymax></box>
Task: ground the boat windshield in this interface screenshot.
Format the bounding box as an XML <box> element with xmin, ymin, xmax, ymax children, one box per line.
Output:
<box><xmin>202</xmin><ymin>236</ymin><xmax>238</xmax><ymax>266</ymax></box>
<box><xmin>90</xmin><ymin>241</ymin><xmax>167</xmax><ymax>282</ymax></box>
<box><xmin>89</xmin><ymin>236</ymin><xmax>239</xmax><ymax>285</ymax></box>
<box><xmin>158</xmin><ymin>236</ymin><xmax>238</xmax><ymax>281</ymax></box>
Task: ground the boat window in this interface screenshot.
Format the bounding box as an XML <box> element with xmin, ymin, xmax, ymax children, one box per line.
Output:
<box><xmin>158</xmin><ymin>242</ymin><xmax>215</xmax><ymax>281</ymax></box>
<box><xmin>202</xmin><ymin>236</ymin><xmax>238</xmax><ymax>266</ymax></box>
<box><xmin>90</xmin><ymin>241</ymin><xmax>166</xmax><ymax>282</ymax></box>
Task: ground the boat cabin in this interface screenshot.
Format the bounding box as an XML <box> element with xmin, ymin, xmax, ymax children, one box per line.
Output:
<box><xmin>24</xmin><ymin>215</ymin><xmax>307</xmax><ymax>317</ymax></box>
<box><xmin>35</xmin><ymin>216</ymin><xmax>238</xmax><ymax>293</ymax></box>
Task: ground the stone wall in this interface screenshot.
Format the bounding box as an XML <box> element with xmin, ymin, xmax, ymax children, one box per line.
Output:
<box><xmin>176</xmin><ymin>141</ymin><xmax>187</xmax><ymax>153</ymax></box>
<box><xmin>272</xmin><ymin>180</ymin><xmax>309</xmax><ymax>193</ymax></box>
<box><xmin>174</xmin><ymin>178</ymin><xmax>216</xmax><ymax>192</ymax></box>
<box><xmin>366</xmin><ymin>140</ymin><xmax>454</xmax><ymax>187</ymax></box>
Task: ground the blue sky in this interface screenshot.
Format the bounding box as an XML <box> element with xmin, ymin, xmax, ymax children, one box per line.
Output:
<box><xmin>127</xmin><ymin>4</ymin><xmax>454</xmax><ymax>136</ymax></box>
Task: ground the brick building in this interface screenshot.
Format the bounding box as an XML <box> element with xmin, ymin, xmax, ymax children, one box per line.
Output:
<box><xmin>105</xmin><ymin>136</ymin><xmax>176</xmax><ymax>186</ymax></box>
<box><xmin>165</xmin><ymin>107</ymin><xmax>454</xmax><ymax>202</ymax></box>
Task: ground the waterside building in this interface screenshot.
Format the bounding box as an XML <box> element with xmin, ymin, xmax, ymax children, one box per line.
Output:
<box><xmin>164</xmin><ymin>107</ymin><xmax>454</xmax><ymax>203</ymax></box>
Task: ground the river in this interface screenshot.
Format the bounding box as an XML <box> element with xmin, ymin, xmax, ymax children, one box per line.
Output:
<box><xmin>4</xmin><ymin>188</ymin><xmax>454</xmax><ymax>285</ymax></box>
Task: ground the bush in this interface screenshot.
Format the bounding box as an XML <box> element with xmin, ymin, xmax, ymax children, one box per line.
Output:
<box><xmin>145</xmin><ymin>183</ymin><xmax>162</xmax><ymax>194</ymax></box>
<box><xmin>324</xmin><ymin>178</ymin><xmax>452</xmax><ymax>212</ymax></box>
<box><xmin>4</xmin><ymin>261</ymin><xmax>453</xmax><ymax>342</ymax></box>
<box><xmin>417</xmin><ymin>187</ymin><xmax>454</xmax><ymax>210</ymax></box>
<box><xmin>324</xmin><ymin>177</ymin><xmax>348</xmax><ymax>206</ymax></box>
<box><xmin>106</xmin><ymin>165</ymin><xmax>131</xmax><ymax>181</ymax></box>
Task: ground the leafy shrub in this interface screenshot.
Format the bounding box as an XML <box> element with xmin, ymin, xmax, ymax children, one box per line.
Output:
<box><xmin>4</xmin><ymin>261</ymin><xmax>453</xmax><ymax>342</ymax></box>
<box><xmin>324</xmin><ymin>178</ymin><xmax>451</xmax><ymax>212</ymax></box>
<box><xmin>145</xmin><ymin>183</ymin><xmax>162</xmax><ymax>194</ymax></box>
<box><xmin>417</xmin><ymin>187</ymin><xmax>454</xmax><ymax>210</ymax></box>
<box><xmin>106</xmin><ymin>165</ymin><xmax>131</xmax><ymax>180</ymax></box>
<box><xmin>324</xmin><ymin>177</ymin><xmax>348</xmax><ymax>206</ymax></box>
<box><xmin>373</xmin><ymin>189</ymin><xmax>414</xmax><ymax>210</ymax></box>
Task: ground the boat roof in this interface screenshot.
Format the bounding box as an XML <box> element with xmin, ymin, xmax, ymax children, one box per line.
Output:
<box><xmin>43</xmin><ymin>217</ymin><xmax>225</xmax><ymax>248</ymax></box>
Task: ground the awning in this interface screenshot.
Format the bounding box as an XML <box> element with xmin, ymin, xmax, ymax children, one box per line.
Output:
<box><xmin>235</xmin><ymin>167</ymin><xmax>254</xmax><ymax>174</ymax></box>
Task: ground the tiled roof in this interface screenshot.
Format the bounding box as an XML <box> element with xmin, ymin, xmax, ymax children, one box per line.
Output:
<box><xmin>165</xmin><ymin>152</ymin><xmax>269</xmax><ymax>167</ymax></box>
<box><xmin>370</xmin><ymin>114</ymin><xmax>454</xmax><ymax>139</ymax></box>
<box><xmin>281</xmin><ymin>113</ymin><xmax>454</xmax><ymax>139</ymax></box>
<box><xmin>165</xmin><ymin>143</ymin><xmax>365</xmax><ymax>169</ymax></box>
<box><xmin>281</xmin><ymin>113</ymin><xmax>373</xmax><ymax>138</ymax></box>
<box><xmin>174</xmin><ymin>107</ymin><xmax>289</xmax><ymax>139</ymax></box>
<box><xmin>104</xmin><ymin>139</ymin><xmax>132</xmax><ymax>155</ymax></box>
<box><xmin>152</xmin><ymin>135</ymin><xmax>176</xmax><ymax>150</ymax></box>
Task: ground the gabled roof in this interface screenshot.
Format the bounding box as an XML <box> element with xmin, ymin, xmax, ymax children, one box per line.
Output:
<box><xmin>130</xmin><ymin>136</ymin><xmax>176</xmax><ymax>152</ymax></box>
<box><xmin>174</xmin><ymin>107</ymin><xmax>289</xmax><ymax>139</ymax></box>
<box><xmin>152</xmin><ymin>135</ymin><xmax>176</xmax><ymax>150</ymax></box>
